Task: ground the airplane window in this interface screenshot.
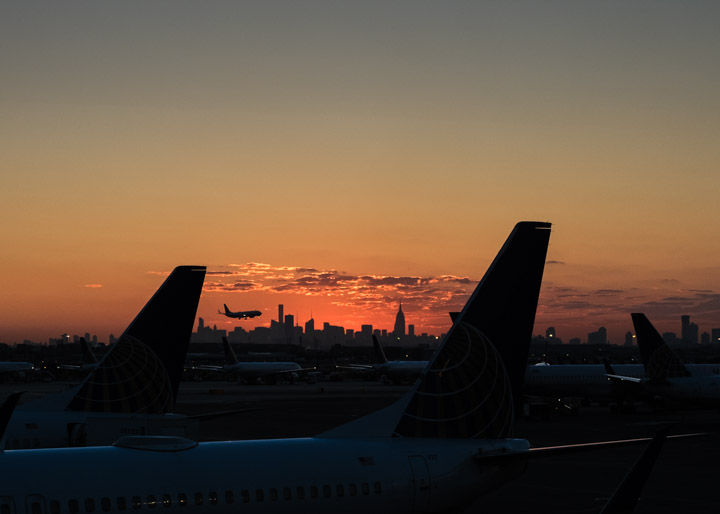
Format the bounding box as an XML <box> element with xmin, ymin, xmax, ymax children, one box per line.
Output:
<box><xmin>296</xmin><ymin>487</ymin><xmax>305</xmax><ymax>500</ymax></box>
<box><xmin>283</xmin><ymin>488</ymin><xmax>291</xmax><ymax>501</ymax></box>
<box><xmin>49</xmin><ymin>501</ymin><xmax>60</xmax><ymax>514</ymax></box>
<box><xmin>116</xmin><ymin>497</ymin><xmax>126</xmax><ymax>511</ymax></box>
<box><xmin>101</xmin><ymin>498</ymin><xmax>111</xmax><ymax>512</ymax></box>
<box><xmin>208</xmin><ymin>492</ymin><xmax>217</xmax><ymax>505</ymax></box>
<box><xmin>146</xmin><ymin>496</ymin><xmax>156</xmax><ymax>509</ymax></box>
<box><xmin>177</xmin><ymin>494</ymin><xmax>186</xmax><ymax>507</ymax></box>
<box><xmin>374</xmin><ymin>482</ymin><xmax>382</xmax><ymax>495</ymax></box>
<box><xmin>240</xmin><ymin>491</ymin><xmax>249</xmax><ymax>503</ymax></box>
<box><xmin>349</xmin><ymin>483</ymin><xmax>357</xmax><ymax>496</ymax></box>
<box><xmin>0</xmin><ymin>503</ymin><xmax>11</xmax><ymax>514</ymax></box>
<box><xmin>68</xmin><ymin>500</ymin><xmax>79</xmax><ymax>514</ymax></box>
<box><xmin>323</xmin><ymin>485</ymin><xmax>331</xmax><ymax>498</ymax></box>
<box><xmin>84</xmin><ymin>499</ymin><xmax>95</xmax><ymax>513</ymax></box>
<box><xmin>194</xmin><ymin>493</ymin><xmax>202</xmax><ymax>506</ymax></box>
<box><xmin>269</xmin><ymin>489</ymin><xmax>278</xmax><ymax>501</ymax></box>
<box><xmin>309</xmin><ymin>486</ymin><xmax>318</xmax><ymax>499</ymax></box>
<box><xmin>30</xmin><ymin>503</ymin><xmax>41</xmax><ymax>514</ymax></box>
<box><xmin>361</xmin><ymin>483</ymin><xmax>369</xmax><ymax>495</ymax></box>
<box><xmin>161</xmin><ymin>495</ymin><xmax>171</xmax><ymax>508</ymax></box>
<box><xmin>255</xmin><ymin>490</ymin><xmax>264</xmax><ymax>502</ymax></box>
<box><xmin>131</xmin><ymin>497</ymin><xmax>141</xmax><ymax>511</ymax></box>
<box><xmin>224</xmin><ymin>491</ymin><xmax>233</xmax><ymax>505</ymax></box>
<box><xmin>336</xmin><ymin>485</ymin><xmax>344</xmax><ymax>497</ymax></box>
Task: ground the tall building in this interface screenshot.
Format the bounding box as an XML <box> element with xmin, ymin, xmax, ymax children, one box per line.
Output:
<box><xmin>624</xmin><ymin>331</ymin><xmax>635</xmax><ymax>346</ymax></box>
<box><xmin>681</xmin><ymin>315</ymin><xmax>699</xmax><ymax>345</ymax></box>
<box><xmin>278</xmin><ymin>304</ymin><xmax>284</xmax><ymax>324</ymax></box>
<box><xmin>393</xmin><ymin>302</ymin><xmax>406</xmax><ymax>338</ymax></box>
<box><xmin>587</xmin><ymin>327</ymin><xmax>607</xmax><ymax>345</ymax></box>
<box><xmin>712</xmin><ymin>328</ymin><xmax>720</xmax><ymax>345</ymax></box>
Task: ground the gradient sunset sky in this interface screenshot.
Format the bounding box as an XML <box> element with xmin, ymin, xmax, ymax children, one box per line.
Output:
<box><xmin>2</xmin><ymin>2</ymin><xmax>719</xmax><ymax>345</ymax></box>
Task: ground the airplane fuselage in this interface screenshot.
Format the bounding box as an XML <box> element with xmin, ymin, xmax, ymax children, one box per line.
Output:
<box><xmin>524</xmin><ymin>363</ymin><xmax>720</xmax><ymax>400</ymax></box>
<box><xmin>3</xmin><ymin>410</ymin><xmax>198</xmax><ymax>449</ymax></box>
<box><xmin>0</xmin><ymin>436</ymin><xmax>529</xmax><ymax>514</ymax></box>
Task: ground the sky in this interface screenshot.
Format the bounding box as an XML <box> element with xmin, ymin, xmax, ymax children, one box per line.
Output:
<box><xmin>1</xmin><ymin>1</ymin><xmax>719</xmax><ymax>346</ymax></box>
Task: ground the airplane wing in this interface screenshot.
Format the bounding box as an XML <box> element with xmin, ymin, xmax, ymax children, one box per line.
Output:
<box><xmin>606</xmin><ymin>374</ymin><xmax>644</xmax><ymax>384</ymax></box>
<box><xmin>475</xmin><ymin>431</ymin><xmax>706</xmax><ymax>464</ymax></box>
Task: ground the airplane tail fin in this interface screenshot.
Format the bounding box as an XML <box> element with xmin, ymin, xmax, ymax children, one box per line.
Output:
<box><xmin>66</xmin><ymin>266</ymin><xmax>206</xmax><ymax>414</ymax></box>
<box><xmin>222</xmin><ymin>337</ymin><xmax>240</xmax><ymax>365</ymax></box>
<box><xmin>224</xmin><ymin>304</ymin><xmax>232</xmax><ymax>315</ymax></box>
<box><xmin>372</xmin><ymin>336</ymin><xmax>389</xmax><ymax>364</ymax></box>
<box><xmin>322</xmin><ymin>221</ymin><xmax>551</xmax><ymax>439</ymax></box>
<box><xmin>79</xmin><ymin>337</ymin><xmax>98</xmax><ymax>365</ymax></box>
<box><xmin>631</xmin><ymin>313</ymin><xmax>691</xmax><ymax>380</ymax></box>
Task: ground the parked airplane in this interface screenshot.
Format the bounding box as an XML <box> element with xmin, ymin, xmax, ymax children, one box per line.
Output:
<box><xmin>3</xmin><ymin>265</ymin><xmax>207</xmax><ymax>449</ymax></box>
<box><xmin>524</xmin><ymin>352</ymin><xmax>720</xmax><ymax>404</ymax></box>
<box><xmin>0</xmin><ymin>361</ymin><xmax>33</xmax><ymax>376</ymax></box>
<box><xmin>219</xmin><ymin>304</ymin><xmax>262</xmax><ymax>319</ymax></box>
<box><xmin>0</xmin><ymin>222</ymin><xmax>699</xmax><ymax>513</ymax></box>
<box><xmin>195</xmin><ymin>337</ymin><xmax>307</xmax><ymax>384</ymax></box>
<box><xmin>605</xmin><ymin>313</ymin><xmax>720</xmax><ymax>406</ymax></box>
<box><xmin>340</xmin><ymin>336</ymin><xmax>428</xmax><ymax>383</ymax></box>
<box><xmin>57</xmin><ymin>337</ymin><xmax>100</xmax><ymax>372</ymax></box>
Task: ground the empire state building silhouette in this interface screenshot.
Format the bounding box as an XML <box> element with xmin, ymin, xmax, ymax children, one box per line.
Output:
<box><xmin>393</xmin><ymin>302</ymin><xmax>406</xmax><ymax>337</ymax></box>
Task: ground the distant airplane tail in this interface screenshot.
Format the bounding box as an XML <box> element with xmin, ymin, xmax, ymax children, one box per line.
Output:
<box><xmin>372</xmin><ymin>336</ymin><xmax>389</xmax><ymax>364</ymax></box>
<box><xmin>222</xmin><ymin>337</ymin><xmax>240</xmax><ymax>365</ymax></box>
<box><xmin>631</xmin><ymin>313</ymin><xmax>691</xmax><ymax>380</ymax></box>
<box><xmin>66</xmin><ymin>266</ymin><xmax>206</xmax><ymax>414</ymax></box>
<box><xmin>224</xmin><ymin>304</ymin><xmax>232</xmax><ymax>316</ymax></box>
<box><xmin>79</xmin><ymin>337</ymin><xmax>98</xmax><ymax>365</ymax></box>
<box><xmin>322</xmin><ymin>221</ymin><xmax>551</xmax><ymax>439</ymax></box>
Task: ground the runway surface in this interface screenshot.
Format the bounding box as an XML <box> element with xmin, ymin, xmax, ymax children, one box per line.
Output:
<box><xmin>3</xmin><ymin>380</ymin><xmax>720</xmax><ymax>513</ymax></box>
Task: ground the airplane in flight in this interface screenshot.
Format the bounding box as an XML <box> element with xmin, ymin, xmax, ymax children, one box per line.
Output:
<box><xmin>604</xmin><ymin>313</ymin><xmax>720</xmax><ymax>406</ymax></box>
<box><xmin>219</xmin><ymin>304</ymin><xmax>262</xmax><ymax>319</ymax></box>
<box><xmin>2</xmin><ymin>265</ymin><xmax>207</xmax><ymax>449</ymax></box>
<box><xmin>195</xmin><ymin>337</ymin><xmax>307</xmax><ymax>384</ymax></box>
<box><xmin>0</xmin><ymin>221</ymin><xmax>685</xmax><ymax>513</ymax></box>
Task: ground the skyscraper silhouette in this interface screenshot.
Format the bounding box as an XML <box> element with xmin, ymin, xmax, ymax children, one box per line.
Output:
<box><xmin>393</xmin><ymin>302</ymin><xmax>405</xmax><ymax>338</ymax></box>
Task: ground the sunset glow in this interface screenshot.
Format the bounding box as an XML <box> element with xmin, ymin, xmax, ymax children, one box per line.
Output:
<box><xmin>2</xmin><ymin>2</ymin><xmax>719</xmax><ymax>346</ymax></box>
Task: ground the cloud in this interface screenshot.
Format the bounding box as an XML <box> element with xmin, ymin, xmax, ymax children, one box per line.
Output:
<box><xmin>205</xmin><ymin>264</ymin><xmax>478</xmax><ymax>315</ymax></box>
<box><xmin>83</xmin><ymin>284</ymin><xmax>103</xmax><ymax>288</ymax></box>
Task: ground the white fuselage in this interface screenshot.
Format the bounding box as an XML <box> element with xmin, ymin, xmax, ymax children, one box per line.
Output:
<box><xmin>3</xmin><ymin>410</ymin><xmax>198</xmax><ymax>449</ymax></box>
<box><xmin>524</xmin><ymin>363</ymin><xmax>720</xmax><ymax>399</ymax></box>
<box><xmin>374</xmin><ymin>361</ymin><xmax>428</xmax><ymax>377</ymax></box>
<box><xmin>645</xmin><ymin>375</ymin><xmax>720</xmax><ymax>403</ymax></box>
<box><xmin>224</xmin><ymin>362</ymin><xmax>301</xmax><ymax>378</ymax></box>
<box><xmin>0</xmin><ymin>436</ymin><xmax>529</xmax><ymax>514</ymax></box>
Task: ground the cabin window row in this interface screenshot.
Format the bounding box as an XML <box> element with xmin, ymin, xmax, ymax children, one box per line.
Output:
<box><xmin>46</xmin><ymin>482</ymin><xmax>383</xmax><ymax>513</ymax></box>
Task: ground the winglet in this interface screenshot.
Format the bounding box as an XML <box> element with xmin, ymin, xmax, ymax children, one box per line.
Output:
<box><xmin>0</xmin><ymin>392</ymin><xmax>23</xmax><ymax>450</ymax></box>
<box><xmin>599</xmin><ymin>427</ymin><xmax>669</xmax><ymax>514</ymax></box>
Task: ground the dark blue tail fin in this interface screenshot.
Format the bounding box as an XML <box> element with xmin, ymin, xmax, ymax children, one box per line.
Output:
<box><xmin>394</xmin><ymin>222</ymin><xmax>550</xmax><ymax>438</ymax></box>
<box><xmin>222</xmin><ymin>337</ymin><xmax>240</xmax><ymax>365</ymax></box>
<box><xmin>67</xmin><ymin>266</ymin><xmax>206</xmax><ymax>413</ymax></box>
<box><xmin>372</xmin><ymin>336</ymin><xmax>389</xmax><ymax>364</ymax></box>
<box><xmin>322</xmin><ymin>222</ymin><xmax>550</xmax><ymax>439</ymax></box>
<box><xmin>631</xmin><ymin>313</ymin><xmax>690</xmax><ymax>380</ymax></box>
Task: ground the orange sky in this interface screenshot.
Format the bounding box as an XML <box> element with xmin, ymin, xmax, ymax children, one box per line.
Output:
<box><xmin>1</xmin><ymin>2</ymin><xmax>719</xmax><ymax>345</ymax></box>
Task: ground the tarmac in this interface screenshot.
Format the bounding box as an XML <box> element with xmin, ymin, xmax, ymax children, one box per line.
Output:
<box><xmin>3</xmin><ymin>380</ymin><xmax>720</xmax><ymax>513</ymax></box>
